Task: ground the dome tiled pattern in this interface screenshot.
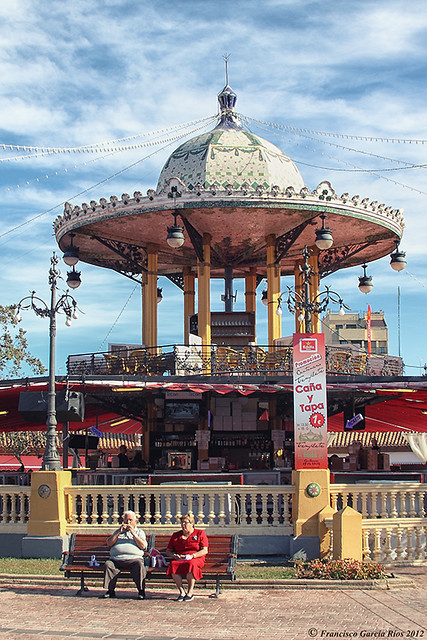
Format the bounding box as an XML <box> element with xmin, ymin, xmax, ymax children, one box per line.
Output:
<box><xmin>157</xmin><ymin>128</ymin><xmax>305</xmax><ymax>192</ymax></box>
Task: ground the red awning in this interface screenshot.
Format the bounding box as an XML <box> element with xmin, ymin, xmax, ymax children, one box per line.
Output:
<box><xmin>328</xmin><ymin>392</ymin><xmax>427</xmax><ymax>433</ymax></box>
<box><xmin>0</xmin><ymin>382</ymin><xmax>142</xmax><ymax>434</ymax></box>
<box><xmin>0</xmin><ymin>454</ymin><xmax>43</xmax><ymax>469</ymax></box>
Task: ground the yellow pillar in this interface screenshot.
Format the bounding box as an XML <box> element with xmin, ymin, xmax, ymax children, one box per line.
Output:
<box><xmin>143</xmin><ymin>244</ymin><xmax>159</xmax><ymax>349</ymax></box>
<box><xmin>27</xmin><ymin>470</ymin><xmax>71</xmax><ymax>536</ymax></box>
<box><xmin>197</xmin><ymin>233</ymin><xmax>211</xmax><ymax>347</ymax></box>
<box><xmin>245</xmin><ymin>268</ymin><xmax>257</xmax><ymax>313</ymax></box>
<box><xmin>292</xmin><ymin>468</ymin><xmax>330</xmax><ymax>537</ymax></box>
<box><xmin>332</xmin><ymin>506</ymin><xmax>363</xmax><ymax>561</ymax></box>
<box><xmin>266</xmin><ymin>235</ymin><xmax>281</xmax><ymax>348</ymax></box>
<box><xmin>318</xmin><ymin>505</ymin><xmax>336</xmax><ymax>559</ymax></box>
<box><xmin>183</xmin><ymin>267</ymin><xmax>195</xmax><ymax>344</ymax></box>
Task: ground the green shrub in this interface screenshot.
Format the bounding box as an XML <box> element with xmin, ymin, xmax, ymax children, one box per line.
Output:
<box><xmin>294</xmin><ymin>558</ymin><xmax>386</xmax><ymax>580</ymax></box>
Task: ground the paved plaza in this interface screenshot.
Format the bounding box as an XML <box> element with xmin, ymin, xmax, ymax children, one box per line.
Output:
<box><xmin>0</xmin><ymin>568</ymin><xmax>425</xmax><ymax>640</ymax></box>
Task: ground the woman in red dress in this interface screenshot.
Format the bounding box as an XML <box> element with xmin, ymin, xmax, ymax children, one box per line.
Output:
<box><xmin>165</xmin><ymin>513</ymin><xmax>208</xmax><ymax>601</ymax></box>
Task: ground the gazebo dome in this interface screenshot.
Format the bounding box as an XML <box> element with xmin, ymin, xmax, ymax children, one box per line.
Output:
<box><xmin>157</xmin><ymin>85</ymin><xmax>304</xmax><ymax>193</ymax></box>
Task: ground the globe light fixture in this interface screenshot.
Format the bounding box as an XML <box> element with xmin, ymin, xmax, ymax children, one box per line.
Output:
<box><xmin>358</xmin><ymin>263</ymin><xmax>373</xmax><ymax>294</ymax></box>
<box><xmin>390</xmin><ymin>240</ymin><xmax>407</xmax><ymax>272</ymax></box>
<box><xmin>62</xmin><ymin>232</ymin><xmax>80</xmax><ymax>266</ymax></box>
<box><xmin>261</xmin><ymin>289</ymin><xmax>268</xmax><ymax>306</ymax></box>
<box><xmin>157</xmin><ymin>287</ymin><xmax>163</xmax><ymax>303</ymax></box>
<box><xmin>166</xmin><ymin>211</ymin><xmax>185</xmax><ymax>248</ymax></box>
<box><xmin>315</xmin><ymin>213</ymin><xmax>334</xmax><ymax>250</ymax></box>
<box><xmin>66</xmin><ymin>267</ymin><xmax>81</xmax><ymax>289</ymax></box>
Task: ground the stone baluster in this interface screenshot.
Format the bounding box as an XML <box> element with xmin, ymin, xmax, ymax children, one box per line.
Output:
<box><xmin>207</xmin><ymin>493</ymin><xmax>215</xmax><ymax>526</ymax></box>
<box><xmin>414</xmin><ymin>526</ymin><xmax>423</xmax><ymax>561</ymax></box>
<box><xmin>360</xmin><ymin>491</ymin><xmax>369</xmax><ymax>518</ymax></box>
<box><xmin>384</xmin><ymin>529</ymin><xmax>393</xmax><ymax>562</ymax></box>
<box><xmin>405</xmin><ymin>527</ymin><xmax>414</xmax><ymax>561</ymax></box>
<box><xmin>373</xmin><ymin>528</ymin><xmax>383</xmax><ymax>562</ymax></box>
<box><xmin>164</xmin><ymin>492</ymin><xmax>172</xmax><ymax>525</ymax></box>
<box><xmin>408</xmin><ymin>491</ymin><xmax>417</xmax><ymax>518</ymax></box>
<box><xmin>395</xmin><ymin>528</ymin><xmax>405</xmax><ymax>561</ymax></box>
<box><xmin>362</xmin><ymin>529</ymin><xmax>372</xmax><ymax>560</ymax></box>
<box><xmin>271</xmin><ymin>492</ymin><xmax>280</xmax><ymax>525</ymax></box>
<box><xmin>218</xmin><ymin>492</ymin><xmax>226</xmax><ymax>526</ymax></box>
<box><xmin>196</xmin><ymin>493</ymin><xmax>205</xmax><ymax>526</ymax></box>
<box><xmin>153</xmin><ymin>494</ymin><xmax>162</xmax><ymax>525</ymax></box>
<box><xmin>142</xmin><ymin>493</ymin><xmax>151</xmax><ymax>525</ymax></box>
<box><xmin>380</xmin><ymin>492</ymin><xmax>388</xmax><ymax>519</ymax></box>
<box><xmin>389</xmin><ymin>492</ymin><xmax>398</xmax><ymax>519</ymax></box>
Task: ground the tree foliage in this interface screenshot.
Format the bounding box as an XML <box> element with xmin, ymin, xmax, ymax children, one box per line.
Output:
<box><xmin>0</xmin><ymin>305</ymin><xmax>46</xmax><ymax>378</ymax></box>
<box><xmin>2</xmin><ymin>431</ymin><xmax>46</xmax><ymax>468</ymax></box>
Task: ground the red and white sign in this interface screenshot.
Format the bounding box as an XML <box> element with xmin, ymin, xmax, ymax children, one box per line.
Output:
<box><xmin>367</xmin><ymin>305</ymin><xmax>372</xmax><ymax>357</ymax></box>
<box><xmin>293</xmin><ymin>333</ymin><xmax>328</xmax><ymax>469</ymax></box>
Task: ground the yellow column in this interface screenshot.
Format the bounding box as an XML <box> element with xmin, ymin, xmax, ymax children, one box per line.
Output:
<box><xmin>292</xmin><ymin>468</ymin><xmax>331</xmax><ymax>537</ymax></box>
<box><xmin>266</xmin><ymin>235</ymin><xmax>281</xmax><ymax>348</ymax></box>
<box><xmin>183</xmin><ymin>267</ymin><xmax>195</xmax><ymax>344</ymax></box>
<box><xmin>27</xmin><ymin>470</ymin><xmax>72</xmax><ymax>536</ymax></box>
<box><xmin>143</xmin><ymin>244</ymin><xmax>159</xmax><ymax>349</ymax></box>
<box><xmin>141</xmin><ymin>272</ymin><xmax>147</xmax><ymax>346</ymax></box>
<box><xmin>245</xmin><ymin>267</ymin><xmax>257</xmax><ymax>313</ymax></box>
<box><xmin>332</xmin><ymin>506</ymin><xmax>363</xmax><ymax>561</ymax></box>
<box><xmin>197</xmin><ymin>234</ymin><xmax>211</xmax><ymax>347</ymax></box>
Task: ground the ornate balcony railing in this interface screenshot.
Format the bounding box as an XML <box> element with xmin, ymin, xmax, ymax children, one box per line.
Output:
<box><xmin>67</xmin><ymin>344</ymin><xmax>403</xmax><ymax>378</ymax></box>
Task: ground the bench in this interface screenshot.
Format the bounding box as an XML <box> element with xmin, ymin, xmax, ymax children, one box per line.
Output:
<box><xmin>60</xmin><ymin>532</ymin><xmax>238</xmax><ymax>598</ymax></box>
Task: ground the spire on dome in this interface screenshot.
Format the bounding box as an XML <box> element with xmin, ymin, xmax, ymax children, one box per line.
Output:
<box><xmin>215</xmin><ymin>54</ymin><xmax>241</xmax><ymax>130</ymax></box>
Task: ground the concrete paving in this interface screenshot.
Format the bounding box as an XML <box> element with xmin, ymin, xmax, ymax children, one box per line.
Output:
<box><xmin>0</xmin><ymin>567</ymin><xmax>425</xmax><ymax>640</ymax></box>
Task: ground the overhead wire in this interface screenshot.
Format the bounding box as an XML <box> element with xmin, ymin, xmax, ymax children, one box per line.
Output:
<box><xmin>0</xmin><ymin>116</ymin><xmax>217</xmax><ymax>243</ymax></box>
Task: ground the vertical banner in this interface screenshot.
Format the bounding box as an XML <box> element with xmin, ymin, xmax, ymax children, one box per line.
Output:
<box><xmin>367</xmin><ymin>305</ymin><xmax>372</xmax><ymax>357</ymax></box>
<box><xmin>293</xmin><ymin>333</ymin><xmax>328</xmax><ymax>469</ymax></box>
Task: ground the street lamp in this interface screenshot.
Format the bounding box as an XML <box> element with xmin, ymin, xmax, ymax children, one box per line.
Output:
<box><xmin>275</xmin><ymin>246</ymin><xmax>349</xmax><ymax>333</ymax></box>
<box><xmin>15</xmin><ymin>253</ymin><xmax>81</xmax><ymax>471</ymax></box>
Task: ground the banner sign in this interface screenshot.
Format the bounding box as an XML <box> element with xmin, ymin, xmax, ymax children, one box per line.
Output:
<box><xmin>367</xmin><ymin>305</ymin><xmax>372</xmax><ymax>357</ymax></box>
<box><xmin>293</xmin><ymin>333</ymin><xmax>328</xmax><ymax>469</ymax></box>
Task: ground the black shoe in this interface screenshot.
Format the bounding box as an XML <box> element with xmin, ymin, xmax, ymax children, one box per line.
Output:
<box><xmin>175</xmin><ymin>594</ymin><xmax>185</xmax><ymax>602</ymax></box>
<box><xmin>101</xmin><ymin>591</ymin><xmax>116</xmax><ymax>599</ymax></box>
<box><xmin>183</xmin><ymin>594</ymin><xmax>194</xmax><ymax>601</ymax></box>
<box><xmin>137</xmin><ymin>591</ymin><xmax>145</xmax><ymax>600</ymax></box>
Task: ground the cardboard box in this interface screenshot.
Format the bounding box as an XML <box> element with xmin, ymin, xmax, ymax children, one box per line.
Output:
<box><xmin>223</xmin><ymin>416</ymin><xmax>233</xmax><ymax>430</ymax></box>
<box><xmin>378</xmin><ymin>453</ymin><xmax>390</xmax><ymax>470</ymax></box>
<box><xmin>216</xmin><ymin>406</ymin><xmax>231</xmax><ymax>416</ymax></box>
<box><xmin>213</xmin><ymin>416</ymin><xmax>223</xmax><ymax>430</ymax></box>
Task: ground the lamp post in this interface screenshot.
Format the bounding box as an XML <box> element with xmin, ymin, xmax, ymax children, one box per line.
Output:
<box><xmin>15</xmin><ymin>253</ymin><xmax>81</xmax><ymax>470</ymax></box>
<box><xmin>275</xmin><ymin>246</ymin><xmax>349</xmax><ymax>333</ymax></box>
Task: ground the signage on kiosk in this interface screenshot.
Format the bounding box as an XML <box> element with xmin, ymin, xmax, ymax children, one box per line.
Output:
<box><xmin>293</xmin><ymin>333</ymin><xmax>328</xmax><ymax>469</ymax></box>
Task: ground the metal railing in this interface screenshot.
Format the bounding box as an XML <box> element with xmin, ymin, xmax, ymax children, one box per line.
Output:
<box><xmin>67</xmin><ymin>344</ymin><xmax>403</xmax><ymax>378</ymax></box>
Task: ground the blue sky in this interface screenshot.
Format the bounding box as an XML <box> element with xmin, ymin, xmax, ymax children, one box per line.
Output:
<box><xmin>1</xmin><ymin>0</ymin><xmax>427</xmax><ymax>376</ymax></box>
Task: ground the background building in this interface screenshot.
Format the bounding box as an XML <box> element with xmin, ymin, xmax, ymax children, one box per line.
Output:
<box><xmin>323</xmin><ymin>310</ymin><xmax>388</xmax><ymax>355</ymax></box>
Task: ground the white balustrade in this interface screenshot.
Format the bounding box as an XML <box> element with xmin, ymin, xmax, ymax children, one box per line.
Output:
<box><xmin>63</xmin><ymin>484</ymin><xmax>294</xmax><ymax>534</ymax></box>
<box><xmin>361</xmin><ymin>520</ymin><xmax>427</xmax><ymax>564</ymax></box>
<box><xmin>0</xmin><ymin>487</ymin><xmax>30</xmax><ymax>528</ymax></box>
<box><xmin>330</xmin><ymin>483</ymin><xmax>427</xmax><ymax>519</ymax></box>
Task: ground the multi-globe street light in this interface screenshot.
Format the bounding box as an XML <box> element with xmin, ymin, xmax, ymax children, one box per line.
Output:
<box><xmin>15</xmin><ymin>253</ymin><xmax>81</xmax><ymax>470</ymax></box>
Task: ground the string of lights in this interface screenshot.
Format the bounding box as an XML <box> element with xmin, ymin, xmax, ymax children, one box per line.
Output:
<box><xmin>236</xmin><ymin>114</ymin><xmax>427</xmax><ymax>145</ymax></box>
<box><xmin>243</xmin><ymin>118</ymin><xmax>427</xmax><ymax>196</ymax></box>
<box><xmin>0</xmin><ymin>115</ymin><xmax>216</xmax><ymax>158</ymax></box>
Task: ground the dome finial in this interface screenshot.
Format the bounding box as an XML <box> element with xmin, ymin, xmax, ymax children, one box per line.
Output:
<box><xmin>216</xmin><ymin>54</ymin><xmax>241</xmax><ymax>130</ymax></box>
